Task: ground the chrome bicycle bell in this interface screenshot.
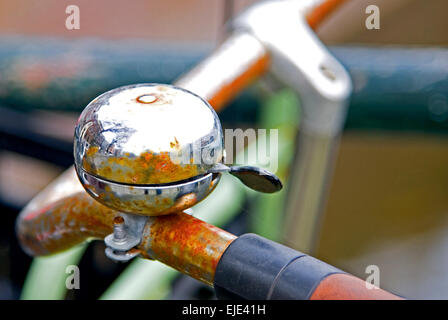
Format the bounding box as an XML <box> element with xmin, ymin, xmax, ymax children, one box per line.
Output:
<box><xmin>74</xmin><ymin>83</ymin><xmax>282</xmax><ymax>216</ymax></box>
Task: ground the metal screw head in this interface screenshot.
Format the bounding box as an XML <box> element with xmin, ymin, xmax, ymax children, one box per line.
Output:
<box><xmin>112</xmin><ymin>216</ymin><xmax>127</xmax><ymax>242</ymax></box>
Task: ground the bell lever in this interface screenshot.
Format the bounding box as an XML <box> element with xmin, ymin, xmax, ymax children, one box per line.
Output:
<box><xmin>209</xmin><ymin>163</ymin><xmax>282</xmax><ymax>193</ymax></box>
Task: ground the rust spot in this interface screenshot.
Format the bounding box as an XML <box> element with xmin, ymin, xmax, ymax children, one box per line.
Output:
<box><xmin>83</xmin><ymin>147</ymin><xmax>199</xmax><ymax>185</ymax></box>
<box><xmin>128</xmin><ymin>247</ymin><xmax>147</xmax><ymax>258</ymax></box>
<box><xmin>156</xmin><ymin>85</ymin><xmax>169</xmax><ymax>92</ymax></box>
<box><xmin>170</xmin><ymin>137</ymin><xmax>180</xmax><ymax>150</ymax></box>
<box><xmin>139</xmin><ymin>211</ymin><xmax>236</xmax><ymax>285</ymax></box>
<box><xmin>100</xmin><ymin>192</ymin><xmax>175</xmax><ymax>215</ymax></box>
<box><xmin>113</xmin><ymin>216</ymin><xmax>124</xmax><ymax>224</ymax></box>
<box><xmin>17</xmin><ymin>189</ymin><xmax>235</xmax><ymax>286</ymax></box>
<box><xmin>17</xmin><ymin>192</ymin><xmax>116</xmax><ymax>256</ymax></box>
<box><xmin>136</xmin><ymin>94</ymin><xmax>158</xmax><ymax>104</ymax></box>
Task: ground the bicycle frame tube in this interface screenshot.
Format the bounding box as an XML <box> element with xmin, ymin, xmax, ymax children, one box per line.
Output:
<box><xmin>176</xmin><ymin>32</ymin><xmax>269</xmax><ymax>111</ymax></box>
<box><xmin>230</xmin><ymin>0</ymin><xmax>351</xmax><ymax>255</ymax></box>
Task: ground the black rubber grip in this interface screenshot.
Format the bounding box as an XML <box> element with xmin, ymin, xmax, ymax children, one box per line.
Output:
<box><xmin>214</xmin><ymin>233</ymin><xmax>343</xmax><ymax>300</ymax></box>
